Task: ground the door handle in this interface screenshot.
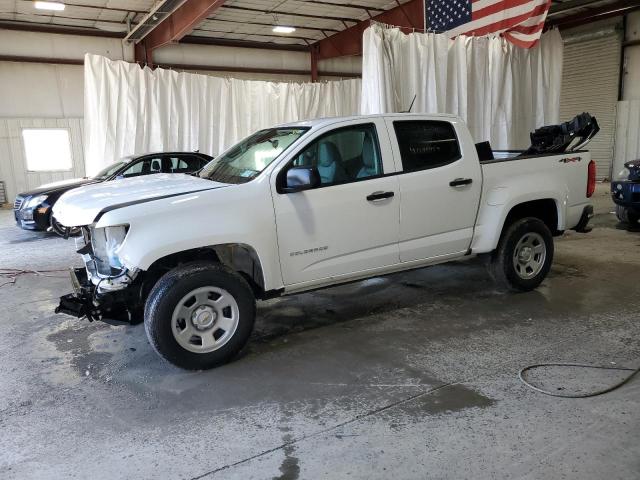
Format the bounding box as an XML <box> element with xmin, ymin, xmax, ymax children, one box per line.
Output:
<box><xmin>366</xmin><ymin>191</ymin><xmax>395</xmax><ymax>202</ymax></box>
<box><xmin>449</xmin><ymin>178</ymin><xmax>473</xmax><ymax>187</ymax></box>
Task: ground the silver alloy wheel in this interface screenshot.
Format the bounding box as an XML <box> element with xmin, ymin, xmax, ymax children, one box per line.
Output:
<box><xmin>512</xmin><ymin>232</ymin><xmax>546</xmax><ymax>280</ymax></box>
<box><xmin>171</xmin><ymin>286</ymin><xmax>240</xmax><ymax>354</ymax></box>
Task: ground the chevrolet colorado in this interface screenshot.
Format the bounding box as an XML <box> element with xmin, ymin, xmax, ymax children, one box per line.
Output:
<box><xmin>52</xmin><ymin>113</ymin><xmax>597</xmax><ymax>370</ymax></box>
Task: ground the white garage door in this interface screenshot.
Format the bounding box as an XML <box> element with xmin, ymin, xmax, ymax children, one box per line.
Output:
<box><xmin>560</xmin><ymin>29</ymin><xmax>622</xmax><ymax>180</ymax></box>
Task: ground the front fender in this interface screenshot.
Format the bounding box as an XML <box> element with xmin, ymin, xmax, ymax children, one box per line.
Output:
<box><xmin>96</xmin><ymin>179</ymin><xmax>283</xmax><ymax>291</ymax></box>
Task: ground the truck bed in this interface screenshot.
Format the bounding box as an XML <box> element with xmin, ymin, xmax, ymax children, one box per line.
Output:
<box><xmin>470</xmin><ymin>150</ymin><xmax>592</xmax><ymax>253</ymax></box>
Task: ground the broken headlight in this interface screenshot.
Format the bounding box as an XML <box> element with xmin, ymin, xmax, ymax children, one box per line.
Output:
<box><xmin>91</xmin><ymin>225</ymin><xmax>129</xmax><ymax>275</ymax></box>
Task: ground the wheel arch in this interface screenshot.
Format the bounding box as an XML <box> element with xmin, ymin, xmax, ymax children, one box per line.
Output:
<box><xmin>500</xmin><ymin>198</ymin><xmax>561</xmax><ymax>238</ymax></box>
<box><xmin>141</xmin><ymin>243</ymin><xmax>269</xmax><ymax>303</ymax></box>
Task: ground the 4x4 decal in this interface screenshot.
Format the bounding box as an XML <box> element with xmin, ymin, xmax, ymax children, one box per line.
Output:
<box><xmin>559</xmin><ymin>157</ymin><xmax>581</xmax><ymax>163</ymax></box>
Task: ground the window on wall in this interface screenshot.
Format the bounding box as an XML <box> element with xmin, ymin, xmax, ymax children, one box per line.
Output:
<box><xmin>22</xmin><ymin>128</ymin><xmax>73</xmax><ymax>172</ymax></box>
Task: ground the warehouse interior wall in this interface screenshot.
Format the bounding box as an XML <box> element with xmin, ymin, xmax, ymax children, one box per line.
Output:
<box><xmin>611</xmin><ymin>12</ymin><xmax>640</xmax><ymax>176</ymax></box>
<box><xmin>559</xmin><ymin>18</ymin><xmax>622</xmax><ymax>180</ymax></box>
<box><xmin>83</xmin><ymin>54</ymin><xmax>361</xmax><ymax>175</ymax></box>
<box><xmin>0</xmin><ymin>29</ymin><xmax>360</xmax><ymax>202</ymax></box>
<box><xmin>361</xmin><ymin>24</ymin><xmax>563</xmax><ymax>150</ymax></box>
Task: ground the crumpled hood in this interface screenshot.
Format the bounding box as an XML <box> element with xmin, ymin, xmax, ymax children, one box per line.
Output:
<box><xmin>53</xmin><ymin>173</ymin><xmax>228</xmax><ymax>227</ymax></box>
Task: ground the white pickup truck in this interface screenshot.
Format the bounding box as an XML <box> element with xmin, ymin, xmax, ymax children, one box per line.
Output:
<box><xmin>53</xmin><ymin>113</ymin><xmax>596</xmax><ymax>370</ymax></box>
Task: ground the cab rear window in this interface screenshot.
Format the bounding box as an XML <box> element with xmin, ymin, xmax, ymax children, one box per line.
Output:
<box><xmin>393</xmin><ymin>120</ymin><xmax>461</xmax><ymax>172</ymax></box>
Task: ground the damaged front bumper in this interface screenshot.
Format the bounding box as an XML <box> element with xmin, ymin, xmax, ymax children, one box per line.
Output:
<box><xmin>55</xmin><ymin>267</ymin><xmax>137</xmax><ymax>323</ymax></box>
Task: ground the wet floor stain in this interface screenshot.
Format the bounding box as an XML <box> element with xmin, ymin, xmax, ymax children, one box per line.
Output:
<box><xmin>404</xmin><ymin>384</ymin><xmax>495</xmax><ymax>417</ymax></box>
<box><xmin>45</xmin><ymin>323</ymin><xmax>114</xmax><ymax>379</ymax></box>
<box><xmin>273</xmin><ymin>433</ymin><xmax>300</xmax><ymax>480</ymax></box>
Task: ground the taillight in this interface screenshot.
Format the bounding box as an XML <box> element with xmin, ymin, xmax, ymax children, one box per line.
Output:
<box><xmin>587</xmin><ymin>160</ymin><xmax>596</xmax><ymax>198</ymax></box>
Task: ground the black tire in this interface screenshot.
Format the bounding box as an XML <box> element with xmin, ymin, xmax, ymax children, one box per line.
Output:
<box><xmin>144</xmin><ymin>261</ymin><xmax>256</xmax><ymax>370</ymax></box>
<box><xmin>616</xmin><ymin>205</ymin><xmax>629</xmax><ymax>223</ymax></box>
<box><xmin>489</xmin><ymin>217</ymin><xmax>554</xmax><ymax>292</ymax></box>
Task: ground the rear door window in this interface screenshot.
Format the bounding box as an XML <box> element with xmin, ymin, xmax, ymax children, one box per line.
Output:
<box><xmin>393</xmin><ymin>121</ymin><xmax>461</xmax><ymax>172</ymax></box>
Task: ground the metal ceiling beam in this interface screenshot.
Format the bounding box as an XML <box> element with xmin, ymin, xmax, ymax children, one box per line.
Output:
<box><xmin>203</xmin><ymin>17</ymin><xmax>340</xmax><ymax>33</ymax></box>
<box><xmin>0</xmin><ymin>54</ymin><xmax>359</xmax><ymax>78</ymax></box>
<box><xmin>298</xmin><ymin>1</ymin><xmax>385</xmax><ymax>13</ymax></box>
<box><xmin>546</xmin><ymin>0</ymin><xmax>640</xmax><ymax>28</ymax></box>
<box><xmin>135</xmin><ymin>0</ymin><xmax>227</xmax><ymax>66</ymax></box>
<box><xmin>193</xmin><ymin>25</ymin><xmax>316</xmax><ymax>43</ymax></box>
<box><xmin>548</xmin><ymin>0</ymin><xmax>606</xmax><ymax>16</ymax></box>
<box><xmin>15</xmin><ymin>0</ymin><xmax>147</xmax><ymax>15</ymax></box>
<box><xmin>221</xmin><ymin>5</ymin><xmax>361</xmax><ymax>25</ymax></box>
<box><xmin>0</xmin><ymin>21</ymin><xmax>124</xmax><ymax>38</ymax></box>
<box><xmin>179</xmin><ymin>35</ymin><xmax>309</xmax><ymax>51</ymax></box>
<box><xmin>312</xmin><ymin>0</ymin><xmax>424</xmax><ymax>60</ymax></box>
<box><xmin>0</xmin><ymin>21</ymin><xmax>309</xmax><ymax>52</ymax></box>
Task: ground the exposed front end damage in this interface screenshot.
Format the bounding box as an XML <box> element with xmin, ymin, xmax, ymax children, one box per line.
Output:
<box><xmin>55</xmin><ymin>226</ymin><xmax>142</xmax><ymax>324</ymax></box>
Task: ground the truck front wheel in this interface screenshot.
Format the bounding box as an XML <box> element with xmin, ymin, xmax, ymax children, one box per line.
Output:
<box><xmin>144</xmin><ymin>262</ymin><xmax>256</xmax><ymax>370</ymax></box>
<box><xmin>489</xmin><ymin>217</ymin><xmax>554</xmax><ymax>292</ymax></box>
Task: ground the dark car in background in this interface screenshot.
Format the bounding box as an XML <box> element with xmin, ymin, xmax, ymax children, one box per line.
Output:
<box><xmin>611</xmin><ymin>159</ymin><xmax>640</xmax><ymax>226</ymax></box>
<box><xmin>14</xmin><ymin>151</ymin><xmax>212</xmax><ymax>233</ymax></box>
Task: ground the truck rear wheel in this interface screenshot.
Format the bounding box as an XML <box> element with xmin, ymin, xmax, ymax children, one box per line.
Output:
<box><xmin>144</xmin><ymin>261</ymin><xmax>256</xmax><ymax>370</ymax></box>
<box><xmin>489</xmin><ymin>217</ymin><xmax>554</xmax><ymax>292</ymax></box>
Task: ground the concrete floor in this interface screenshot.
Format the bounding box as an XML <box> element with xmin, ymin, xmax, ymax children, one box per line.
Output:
<box><xmin>0</xmin><ymin>184</ymin><xmax>638</xmax><ymax>479</ymax></box>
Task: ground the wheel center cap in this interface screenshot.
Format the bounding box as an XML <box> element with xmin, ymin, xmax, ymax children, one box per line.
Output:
<box><xmin>519</xmin><ymin>246</ymin><xmax>533</xmax><ymax>263</ymax></box>
<box><xmin>192</xmin><ymin>306</ymin><xmax>217</xmax><ymax>330</ymax></box>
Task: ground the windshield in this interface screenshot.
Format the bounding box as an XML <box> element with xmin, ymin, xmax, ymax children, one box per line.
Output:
<box><xmin>93</xmin><ymin>161</ymin><xmax>127</xmax><ymax>179</ymax></box>
<box><xmin>199</xmin><ymin>127</ymin><xmax>308</xmax><ymax>184</ymax></box>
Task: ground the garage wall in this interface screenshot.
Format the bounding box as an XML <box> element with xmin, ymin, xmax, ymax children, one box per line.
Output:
<box><xmin>0</xmin><ymin>118</ymin><xmax>85</xmax><ymax>202</ymax></box>
<box><xmin>559</xmin><ymin>19</ymin><xmax>622</xmax><ymax>180</ymax></box>
<box><xmin>0</xmin><ymin>29</ymin><xmax>361</xmax><ymax>203</ymax></box>
<box><xmin>613</xmin><ymin>100</ymin><xmax>640</xmax><ymax>177</ymax></box>
<box><xmin>611</xmin><ymin>12</ymin><xmax>640</xmax><ymax>175</ymax></box>
<box><xmin>621</xmin><ymin>11</ymin><xmax>640</xmax><ymax>101</ymax></box>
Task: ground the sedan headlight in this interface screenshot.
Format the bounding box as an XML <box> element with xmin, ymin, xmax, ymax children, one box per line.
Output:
<box><xmin>24</xmin><ymin>194</ymin><xmax>47</xmax><ymax>209</ymax></box>
<box><xmin>91</xmin><ymin>225</ymin><xmax>129</xmax><ymax>274</ymax></box>
<box><xmin>615</xmin><ymin>167</ymin><xmax>631</xmax><ymax>181</ymax></box>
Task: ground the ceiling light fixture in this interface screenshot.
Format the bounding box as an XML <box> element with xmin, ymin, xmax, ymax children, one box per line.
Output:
<box><xmin>272</xmin><ymin>26</ymin><xmax>296</xmax><ymax>34</ymax></box>
<box><xmin>34</xmin><ymin>1</ymin><xmax>65</xmax><ymax>11</ymax></box>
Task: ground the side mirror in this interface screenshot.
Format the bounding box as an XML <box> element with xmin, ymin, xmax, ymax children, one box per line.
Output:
<box><xmin>281</xmin><ymin>166</ymin><xmax>320</xmax><ymax>193</ymax></box>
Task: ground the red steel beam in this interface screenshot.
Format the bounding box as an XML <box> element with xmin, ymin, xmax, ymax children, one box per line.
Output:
<box><xmin>137</xmin><ymin>0</ymin><xmax>226</xmax><ymax>65</ymax></box>
<box><xmin>314</xmin><ymin>0</ymin><xmax>424</xmax><ymax>60</ymax></box>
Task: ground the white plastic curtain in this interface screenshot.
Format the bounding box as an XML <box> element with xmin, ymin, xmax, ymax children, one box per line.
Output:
<box><xmin>84</xmin><ymin>53</ymin><xmax>361</xmax><ymax>175</ymax></box>
<box><xmin>361</xmin><ymin>24</ymin><xmax>563</xmax><ymax>149</ymax></box>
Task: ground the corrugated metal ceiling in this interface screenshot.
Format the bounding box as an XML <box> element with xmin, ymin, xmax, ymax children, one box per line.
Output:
<box><xmin>0</xmin><ymin>0</ymin><xmax>635</xmax><ymax>47</ymax></box>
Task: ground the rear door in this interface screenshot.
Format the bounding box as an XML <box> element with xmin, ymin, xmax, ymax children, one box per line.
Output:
<box><xmin>272</xmin><ymin>119</ymin><xmax>401</xmax><ymax>286</ymax></box>
<box><xmin>385</xmin><ymin>118</ymin><xmax>482</xmax><ymax>262</ymax></box>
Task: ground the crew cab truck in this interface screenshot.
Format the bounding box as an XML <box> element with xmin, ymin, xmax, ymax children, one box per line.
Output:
<box><xmin>53</xmin><ymin>113</ymin><xmax>596</xmax><ymax>370</ymax></box>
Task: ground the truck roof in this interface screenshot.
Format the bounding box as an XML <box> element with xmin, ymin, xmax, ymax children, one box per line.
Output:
<box><xmin>277</xmin><ymin>112</ymin><xmax>460</xmax><ymax>129</ymax></box>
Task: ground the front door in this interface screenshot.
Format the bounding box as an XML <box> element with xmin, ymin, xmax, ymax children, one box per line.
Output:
<box><xmin>271</xmin><ymin>120</ymin><xmax>400</xmax><ymax>286</ymax></box>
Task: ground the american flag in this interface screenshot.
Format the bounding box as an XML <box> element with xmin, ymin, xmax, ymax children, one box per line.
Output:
<box><xmin>426</xmin><ymin>0</ymin><xmax>553</xmax><ymax>48</ymax></box>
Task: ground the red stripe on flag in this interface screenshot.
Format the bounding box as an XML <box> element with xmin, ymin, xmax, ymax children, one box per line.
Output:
<box><xmin>508</xmin><ymin>21</ymin><xmax>545</xmax><ymax>35</ymax></box>
<box><xmin>472</xmin><ymin>0</ymin><xmax>534</xmax><ymax>21</ymax></box>
<box><xmin>464</xmin><ymin>2</ymin><xmax>550</xmax><ymax>37</ymax></box>
<box><xmin>503</xmin><ymin>31</ymin><xmax>539</xmax><ymax>48</ymax></box>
